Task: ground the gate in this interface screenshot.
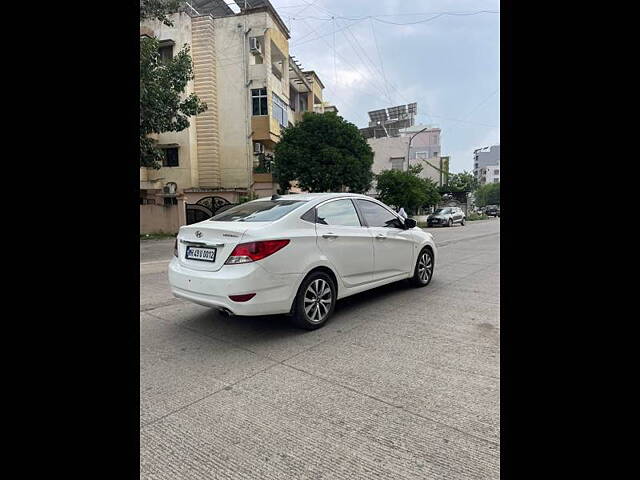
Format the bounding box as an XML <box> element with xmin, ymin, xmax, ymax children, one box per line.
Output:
<box><xmin>185</xmin><ymin>196</ymin><xmax>235</xmax><ymax>225</ymax></box>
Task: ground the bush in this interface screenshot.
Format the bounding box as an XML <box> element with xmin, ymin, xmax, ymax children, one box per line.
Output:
<box><xmin>467</xmin><ymin>212</ymin><xmax>488</xmax><ymax>221</ymax></box>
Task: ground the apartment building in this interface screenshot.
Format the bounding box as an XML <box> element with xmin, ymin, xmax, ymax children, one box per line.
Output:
<box><xmin>473</xmin><ymin>144</ymin><xmax>500</xmax><ymax>183</ymax></box>
<box><xmin>478</xmin><ymin>159</ymin><xmax>500</xmax><ymax>185</ymax></box>
<box><xmin>140</xmin><ymin>0</ymin><xmax>331</xmax><ymax>232</ymax></box>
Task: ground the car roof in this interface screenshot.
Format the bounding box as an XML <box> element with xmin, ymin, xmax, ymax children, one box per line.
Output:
<box><xmin>254</xmin><ymin>192</ymin><xmax>374</xmax><ymax>202</ymax></box>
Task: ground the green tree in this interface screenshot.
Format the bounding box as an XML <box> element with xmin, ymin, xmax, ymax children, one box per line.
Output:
<box><xmin>376</xmin><ymin>165</ymin><xmax>441</xmax><ymax>215</ymax></box>
<box><xmin>475</xmin><ymin>182</ymin><xmax>500</xmax><ymax>207</ymax></box>
<box><xmin>140</xmin><ymin>0</ymin><xmax>181</xmax><ymax>26</ymax></box>
<box><xmin>140</xmin><ymin>0</ymin><xmax>207</xmax><ymax>169</ymax></box>
<box><xmin>274</xmin><ymin>112</ymin><xmax>374</xmax><ymax>193</ymax></box>
<box><xmin>441</xmin><ymin>170</ymin><xmax>478</xmax><ymax>193</ymax></box>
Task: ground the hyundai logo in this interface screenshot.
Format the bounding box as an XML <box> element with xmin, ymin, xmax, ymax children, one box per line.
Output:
<box><xmin>195</xmin><ymin>231</ymin><xmax>203</xmax><ymax>238</ymax></box>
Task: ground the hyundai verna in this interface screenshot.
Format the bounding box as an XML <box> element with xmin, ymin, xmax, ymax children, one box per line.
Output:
<box><xmin>169</xmin><ymin>193</ymin><xmax>437</xmax><ymax>329</ymax></box>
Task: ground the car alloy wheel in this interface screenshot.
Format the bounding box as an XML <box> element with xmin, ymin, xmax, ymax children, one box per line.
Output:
<box><xmin>411</xmin><ymin>248</ymin><xmax>434</xmax><ymax>287</ymax></box>
<box><xmin>291</xmin><ymin>271</ymin><xmax>337</xmax><ymax>329</ymax></box>
<box><xmin>304</xmin><ymin>278</ymin><xmax>332</xmax><ymax>323</ymax></box>
<box><xmin>448</xmin><ymin>219</ymin><xmax>453</xmax><ymax>227</ymax></box>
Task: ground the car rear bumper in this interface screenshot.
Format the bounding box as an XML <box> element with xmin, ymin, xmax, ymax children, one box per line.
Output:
<box><xmin>168</xmin><ymin>258</ymin><xmax>302</xmax><ymax>316</ymax></box>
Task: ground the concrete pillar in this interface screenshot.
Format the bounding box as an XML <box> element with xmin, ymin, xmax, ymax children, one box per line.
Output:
<box><xmin>177</xmin><ymin>194</ymin><xmax>187</xmax><ymax>229</ymax></box>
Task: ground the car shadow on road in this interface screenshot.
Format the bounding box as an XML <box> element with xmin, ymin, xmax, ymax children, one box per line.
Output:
<box><xmin>178</xmin><ymin>278</ymin><xmax>425</xmax><ymax>340</ymax></box>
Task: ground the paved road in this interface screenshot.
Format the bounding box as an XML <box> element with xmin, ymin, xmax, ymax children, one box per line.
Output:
<box><xmin>140</xmin><ymin>219</ymin><xmax>500</xmax><ymax>479</ymax></box>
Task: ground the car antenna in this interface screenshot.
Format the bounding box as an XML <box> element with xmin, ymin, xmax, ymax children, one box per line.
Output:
<box><xmin>271</xmin><ymin>194</ymin><xmax>280</xmax><ymax>201</ymax></box>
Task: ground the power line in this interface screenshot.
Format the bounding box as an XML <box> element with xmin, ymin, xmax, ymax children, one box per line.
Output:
<box><xmin>459</xmin><ymin>88</ymin><xmax>499</xmax><ymax>121</ymax></box>
<box><xmin>417</xmin><ymin>113</ymin><xmax>498</xmax><ymax>129</ymax></box>
<box><xmin>370</xmin><ymin>17</ymin><xmax>390</xmax><ymax>103</ymax></box>
<box><xmin>283</xmin><ymin>10</ymin><xmax>500</xmax><ymax>21</ymax></box>
<box><xmin>336</xmin><ymin>19</ymin><xmax>393</xmax><ymax>104</ymax></box>
<box><xmin>291</xmin><ymin>17</ymin><xmax>367</xmax><ymax>46</ymax></box>
<box><xmin>298</xmin><ymin>18</ymin><xmax>392</xmax><ymax>104</ymax></box>
<box><xmin>297</xmin><ymin>2</ymin><xmax>397</xmax><ymax>105</ymax></box>
<box><xmin>372</xmin><ymin>11</ymin><xmax>498</xmax><ymax>26</ymax></box>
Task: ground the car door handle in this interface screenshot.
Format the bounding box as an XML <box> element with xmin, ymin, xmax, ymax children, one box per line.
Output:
<box><xmin>375</xmin><ymin>234</ymin><xmax>387</xmax><ymax>240</ymax></box>
<box><xmin>322</xmin><ymin>233</ymin><xmax>339</xmax><ymax>239</ymax></box>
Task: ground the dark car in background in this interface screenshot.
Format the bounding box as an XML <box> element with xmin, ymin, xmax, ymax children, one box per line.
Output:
<box><xmin>486</xmin><ymin>205</ymin><xmax>500</xmax><ymax>217</ymax></box>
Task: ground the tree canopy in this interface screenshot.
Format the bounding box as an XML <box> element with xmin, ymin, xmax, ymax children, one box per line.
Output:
<box><xmin>274</xmin><ymin>112</ymin><xmax>374</xmax><ymax>193</ymax></box>
<box><xmin>140</xmin><ymin>0</ymin><xmax>181</xmax><ymax>26</ymax></box>
<box><xmin>440</xmin><ymin>170</ymin><xmax>478</xmax><ymax>193</ymax></box>
<box><xmin>474</xmin><ymin>182</ymin><xmax>500</xmax><ymax>207</ymax></box>
<box><xmin>376</xmin><ymin>165</ymin><xmax>441</xmax><ymax>215</ymax></box>
<box><xmin>140</xmin><ymin>0</ymin><xmax>207</xmax><ymax>169</ymax></box>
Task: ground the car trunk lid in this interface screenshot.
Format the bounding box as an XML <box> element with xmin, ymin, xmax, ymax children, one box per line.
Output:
<box><xmin>177</xmin><ymin>222</ymin><xmax>268</xmax><ymax>272</ymax></box>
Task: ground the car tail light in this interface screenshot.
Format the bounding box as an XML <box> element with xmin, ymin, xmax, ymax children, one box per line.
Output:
<box><xmin>229</xmin><ymin>293</ymin><xmax>256</xmax><ymax>302</ymax></box>
<box><xmin>174</xmin><ymin>238</ymin><xmax>178</xmax><ymax>257</ymax></box>
<box><xmin>225</xmin><ymin>239</ymin><xmax>290</xmax><ymax>264</ymax></box>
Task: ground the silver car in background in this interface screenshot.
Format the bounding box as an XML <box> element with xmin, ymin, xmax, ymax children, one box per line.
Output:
<box><xmin>427</xmin><ymin>207</ymin><xmax>466</xmax><ymax>227</ymax></box>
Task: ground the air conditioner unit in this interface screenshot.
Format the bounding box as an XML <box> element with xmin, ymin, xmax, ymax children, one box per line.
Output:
<box><xmin>249</xmin><ymin>37</ymin><xmax>262</xmax><ymax>55</ymax></box>
<box><xmin>253</xmin><ymin>142</ymin><xmax>265</xmax><ymax>154</ymax></box>
<box><xmin>163</xmin><ymin>182</ymin><xmax>177</xmax><ymax>194</ymax></box>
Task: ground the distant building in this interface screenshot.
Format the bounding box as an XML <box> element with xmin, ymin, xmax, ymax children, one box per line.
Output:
<box><xmin>359</xmin><ymin>104</ymin><xmax>448</xmax><ymax>192</ymax></box>
<box><xmin>473</xmin><ymin>145</ymin><xmax>500</xmax><ymax>184</ymax></box>
<box><xmin>479</xmin><ymin>160</ymin><xmax>500</xmax><ymax>185</ymax></box>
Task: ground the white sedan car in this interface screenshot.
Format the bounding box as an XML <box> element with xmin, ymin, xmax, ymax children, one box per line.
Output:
<box><xmin>169</xmin><ymin>193</ymin><xmax>437</xmax><ymax>329</ymax></box>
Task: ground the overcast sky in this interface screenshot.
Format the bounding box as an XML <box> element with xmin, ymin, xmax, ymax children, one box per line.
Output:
<box><xmin>269</xmin><ymin>0</ymin><xmax>500</xmax><ymax>173</ymax></box>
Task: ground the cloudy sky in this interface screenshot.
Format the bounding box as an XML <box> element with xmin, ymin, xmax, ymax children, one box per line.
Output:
<box><xmin>268</xmin><ymin>0</ymin><xmax>500</xmax><ymax>173</ymax></box>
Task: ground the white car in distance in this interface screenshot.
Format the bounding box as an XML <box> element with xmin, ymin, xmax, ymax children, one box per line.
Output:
<box><xmin>169</xmin><ymin>193</ymin><xmax>437</xmax><ymax>329</ymax></box>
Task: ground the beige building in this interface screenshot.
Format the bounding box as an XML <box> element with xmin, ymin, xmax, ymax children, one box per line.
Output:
<box><xmin>140</xmin><ymin>0</ymin><xmax>332</xmax><ymax>233</ymax></box>
<box><xmin>364</xmin><ymin>125</ymin><xmax>446</xmax><ymax>197</ymax></box>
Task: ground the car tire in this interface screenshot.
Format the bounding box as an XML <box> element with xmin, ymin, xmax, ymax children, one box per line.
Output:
<box><xmin>410</xmin><ymin>248</ymin><xmax>434</xmax><ymax>287</ymax></box>
<box><xmin>447</xmin><ymin>218</ymin><xmax>453</xmax><ymax>227</ymax></box>
<box><xmin>461</xmin><ymin>217</ymin><xmax>466</xmax><ymax>226</ymax></box>
<box><xmin>291</xmin><ymin>271</ymin><xmax>336</xmax><ymax>330</ymax></box>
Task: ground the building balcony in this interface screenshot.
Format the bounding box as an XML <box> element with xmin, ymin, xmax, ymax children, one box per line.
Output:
<box><xmin>251</xmin><ymin>116</ymin><xmax>281</xmax><ymax>145</ymax></box>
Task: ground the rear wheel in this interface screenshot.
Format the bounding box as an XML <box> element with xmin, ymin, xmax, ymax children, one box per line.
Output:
<box><xmin>291</xmin><ymin>271</ymin><xmax>336</xmax><ymax>330</ymax></box>
<box><xmin>461</xmin><ymin>217</ymin><xmax>466</xmax><ymax>226</ymax></box>
<box><xmin>447</xmin><ymin>218</ymin><xmax>453</xmax><ymax>227</ymax></box>
<box><xmin>410</xmin><ymin>248</ymin><xmax>434</xmax><ymax>287</ymax></box>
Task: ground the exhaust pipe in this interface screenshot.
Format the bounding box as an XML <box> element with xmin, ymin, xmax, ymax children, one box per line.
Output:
<box><xmin>218</xmin><ymin>307</ymin><xmax>235</xmax><ymax>317</ymax></box>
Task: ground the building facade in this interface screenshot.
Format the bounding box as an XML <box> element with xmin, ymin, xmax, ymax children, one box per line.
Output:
<box><xmin>478</xmin><ymin>160</ymin><xmax>500</xmax><ymax>185</ymax></box>
<box><xmin>473</xmin><ymin>144</ymin><xmax>500</xmax><ymax>184</ymax></box>
<box><xmin>140</xmin><ymin>0</ymin><xmax>331</xmax><ymax>232</ymax></box>
<box><xmin>365</xmin><ymin>125</ymin><xmax>445</xmax><ymax>193</ymax></box>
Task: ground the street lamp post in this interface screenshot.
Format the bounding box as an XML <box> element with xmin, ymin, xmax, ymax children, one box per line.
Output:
<box><xmin>406</xmin><ymin>126</ymin><xmax>430</xmax><ymax>171</ymax></box>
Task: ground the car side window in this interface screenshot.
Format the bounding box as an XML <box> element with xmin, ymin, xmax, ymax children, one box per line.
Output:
<box><xmin>316</xmin><ymin>199</ymin><xmax>362</xmax><ymax>227</ymax></box>
<box><xmin>356</xmin><ymin>200</ymin><xmax>400</xmax><ymax>228</ymax></box>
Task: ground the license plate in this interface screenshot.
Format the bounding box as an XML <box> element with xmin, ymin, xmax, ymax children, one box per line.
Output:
<box><xmin>185</xmin><ymin>246</ymin><xmax>217</xmax><ymax>262</ymax></box>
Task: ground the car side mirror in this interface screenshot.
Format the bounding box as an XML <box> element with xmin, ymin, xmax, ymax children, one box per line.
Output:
<box><xmin>404</xmin><ymin>218</ymin><xmax>417</xmax><ymax>229</ymax></box>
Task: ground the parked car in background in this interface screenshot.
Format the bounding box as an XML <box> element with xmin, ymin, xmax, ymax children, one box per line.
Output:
<box><xmin>427</xmin><ymin>207</ymin><xmax>466</xmax><ymax>227</ymax></box>
<box><xmin>168</xmin><ymin>193</ymin><xmax>437</xmax><ymax>330</ymax></box>
<box><xmin>486</xmin><ymin>205</ymin><xmax>500</xmax><ymax>217</ymax></box>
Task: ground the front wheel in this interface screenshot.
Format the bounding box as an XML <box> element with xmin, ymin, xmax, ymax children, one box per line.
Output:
<box><xmin>447</xmin><ymin>218</ymin><xmax>453</xmax><ymax>227</ymax></box>
<box><xmin>410</xmin><ymin>248</ymin><xmax>434</xmax><ymax>287</ymax></box>
<box><xmin>461</xmin><ymin>217</ymin><xmax>466</xmax><ymax>226</ymax></box>
<box><xmin>291</xmin><ymin>272</ymin><xmax>336</xmax><ymax>330</ymax></box>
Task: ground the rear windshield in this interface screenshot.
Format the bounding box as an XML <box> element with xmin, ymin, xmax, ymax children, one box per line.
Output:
<box><xmin>210</xmin><ymin>200</ymin><xmax>307</xmax><ymax>222</ymax></box>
